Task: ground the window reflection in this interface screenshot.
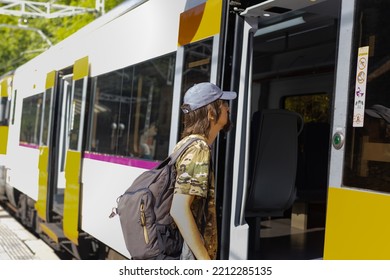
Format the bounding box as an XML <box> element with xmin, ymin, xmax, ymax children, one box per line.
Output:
<box><xmin>179</xmin><ymin>38</ymin><xmax>213</xmax><ymax>137</ymax></box>
<box><xmin>41</xmin><ymin>89</ymin><xmax>53</xmax><ymax>146</ymax></box>
<box><xmin>68</xmin><ymin>80</ymin><xmax>84</xmax><ymax>151</ymax></box>
<box><xmin>181</xmin><ymin>38</ymin><xmax>212</xmax><ymax>94</ymax></box>
<box><xmin>20</xmin><ymin>93</ymin><xmax>43</xmax><ymax>146</ymax></box>
<box><xmin>343</xmin><ymin>1</ymin><xmax>390</xmax><ymax>193</ymax></box>
<box><xmin>0</xmin><ymin>97</ymin><xmax>9</xmax><ymax>126</ymax></box>
<box><xmin>88</xmin><ymin>53</ymin><xmax>175</xmax><ymax>161</ymax></box>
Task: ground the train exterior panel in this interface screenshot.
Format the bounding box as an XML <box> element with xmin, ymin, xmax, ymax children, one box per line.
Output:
<box><xmin>325</xmin><ymin>187</ymin><xmax>390</xmax><ymax>259</ymax></box>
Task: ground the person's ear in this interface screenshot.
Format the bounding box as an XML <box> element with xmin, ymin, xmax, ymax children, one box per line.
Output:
<box><xmin>208</xmin><ymin>110</ymin><xmax>215</xmax><ymax>122</ymax></box>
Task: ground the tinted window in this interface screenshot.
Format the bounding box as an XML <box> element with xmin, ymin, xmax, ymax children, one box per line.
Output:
<box><xmin>0</xmin><ymin>97</ymin><xmax>9</xmax><ymax>126</ymax></box>
<box><xmin>181</xmin><ymin>38</ymin><xmax>213</xmax><ymax>93</ymax></box>
<box><xmin>88</xmin><ymin>52</ymin><xmax>176</xmax><ymax>161</ymax></box>
<box><xmin>20</xmin><ymin>93</ymin><xmax>43</xmax><ymax>145</ymax></box>
<box><xmin>343</xmin><ymin>1</ymin><xmax>390</xmax><ymax>193</ymax></box>
<box><xmin>41</xmin><ymin>89</ymin><xmax>53</xmax><ymax>146</ymax></box>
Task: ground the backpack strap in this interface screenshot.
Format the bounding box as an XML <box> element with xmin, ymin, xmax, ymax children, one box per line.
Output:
<box><xmin>168</xmin><ymin>137</ymin><xmax>204</xmax><ymax>165</ymax></box>
<box><xmin>199</xmin><ymin>155</ymin><xmax>212</xmax><ymax>236</ymax></box>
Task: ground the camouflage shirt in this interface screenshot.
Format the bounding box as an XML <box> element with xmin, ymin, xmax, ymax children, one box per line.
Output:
<box><xmin>173</xmin><ymin>134</ymin><xmax>217</xmax><ymax>259</ymax></box>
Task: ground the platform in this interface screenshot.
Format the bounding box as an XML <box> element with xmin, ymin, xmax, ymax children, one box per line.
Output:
<box><xmin>0</xmin><ymin>205</ymin><xmax>60</xmax><ymax>260</ymax></box>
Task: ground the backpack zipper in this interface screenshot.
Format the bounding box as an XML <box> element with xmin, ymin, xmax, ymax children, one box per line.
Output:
<box><xmin>139</xmin><ymin>200</ymin><xmax>150</xmax><ymax>244</ymax></box>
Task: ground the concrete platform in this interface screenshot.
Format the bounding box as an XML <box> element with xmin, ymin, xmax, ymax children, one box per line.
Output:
<box><xmin>0</xmin><ymin>205</ymin><xmax>60</xmax><ymax>260</ymax></box>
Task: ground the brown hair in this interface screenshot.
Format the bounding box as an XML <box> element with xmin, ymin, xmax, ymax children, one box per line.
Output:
<box><xmin>181</xmin><ymin>99</ymin><xmax>224</xmax><ymax>138</ymax></box>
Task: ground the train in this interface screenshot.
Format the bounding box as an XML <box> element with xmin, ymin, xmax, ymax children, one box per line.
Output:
<box><xmin>0</xmin><ymin>0</ymin><xmax>389</xmax><ymax>260</ymax></box>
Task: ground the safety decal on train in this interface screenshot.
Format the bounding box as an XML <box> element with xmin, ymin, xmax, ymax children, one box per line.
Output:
<box><xmin>353</xmin><ymin>46</ymin><xmax>369</xmax><ymax>127</ymax></box>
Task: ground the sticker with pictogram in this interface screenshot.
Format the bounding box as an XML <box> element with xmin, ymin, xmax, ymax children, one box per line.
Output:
<box><xmin>353</xmin><ymin>46</ymin><xmax>369</xmax><ymax>127</ymax></box>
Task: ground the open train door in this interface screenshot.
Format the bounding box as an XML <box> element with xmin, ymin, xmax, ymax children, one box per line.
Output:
<box><xmin>223</xmin><ymin>0</ymin><xmax>342</xmax><ymax>260</ymax></box>
<box><xmin>62</xmin><ymin>56</ymin><xmax>90</xmax><ymax>246</ymax></box>
<box><xmin>176</xmin><ymin>0</ymin><xmax>339</xmax><ymax>260</ymax></box>
<box><xmin>37</xmin><ymin>57</ymin><xmax>90</xmax><ymax>254</ymax></box>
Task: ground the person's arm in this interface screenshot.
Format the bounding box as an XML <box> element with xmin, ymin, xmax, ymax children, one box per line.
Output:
<box><xmin>170</xmin><ymin>193</ymin><xmax>210</xmax><ymax>260</ymax></box>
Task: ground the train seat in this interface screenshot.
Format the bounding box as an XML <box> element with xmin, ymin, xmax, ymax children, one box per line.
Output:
<box><xmin>246</xmin><ymin>109</ymin><xmax>303</xmax><ymax>258</ymax></box>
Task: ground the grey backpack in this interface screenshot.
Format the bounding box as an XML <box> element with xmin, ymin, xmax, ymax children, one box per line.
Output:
<box><xmin>109</xmin><ymin>137</ymin><xmax>199</xmax><ymax>260</ymax></box>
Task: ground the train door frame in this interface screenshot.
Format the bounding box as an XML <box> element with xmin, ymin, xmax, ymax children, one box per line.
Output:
<box><xmin>326</xmin><ymin>0</ymin><xmax>354</xmax><ymax>195</ymax></box>
<box><xmin>35</xmin><ymin>69</ymin><xmax>74</xmax><ymax>220</ymax></box>
<box><xmin>0</xmin><ymin>75</ymin><xmax>12</xmax><ymax>155</ymax></box>
<box><xmin>225</xmin><ymin>9</ymin><xmax>254</xmax><ymax>260</ymax></box>
<box><xmin>37</xmin><ymin>56</ymin><xmax>90</xmax><ymax>251</ymax></box>
<box><xmin>51</xmin><ymin>71</ymin><xmax>73</xmax><ymax>216</ymax></box>
<box><xmin>0</xmin><ymin>74</ymin><xmax>12</xmax><ymax>203</ymax></box>
<box><xmin>323</xmin><ymin>2</ymin><xmax>354</xmax><ymax>255</ymax></box>
<box><xmin>169</xmin><ymin>0</ymin><xmax>225</xmax><ymax>153</ymax></box>
<box><xmin>36</xmin><ymin>70</ymin><xmax>58</xmax><ymax>222</ymax></box>
<box><xmin>322</xmin><ymin>0</ymin><xmax>354</xmax><ymax>259</ymax></box>
<box><xmin>172</xmin><ymin>0</ymin><xmax>238</xmax><ymax>260</ymax></box>
<box><xmin>62</xmin><ymin>56</ymin><xmax>90</xmax><ymax>245</ymax></box>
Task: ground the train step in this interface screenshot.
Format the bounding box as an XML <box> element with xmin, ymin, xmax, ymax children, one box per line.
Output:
<box><xmin>39</xmin><ymin>222</ymin><xmax>67</xmax><ymax>244</ymax></box>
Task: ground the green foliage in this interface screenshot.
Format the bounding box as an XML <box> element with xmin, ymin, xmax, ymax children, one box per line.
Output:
<box><xmin>0</xmin><ymin>0</ymin><xmax>125</xmax><ymax>75</ymax></box>
<box><xmin>284</xmin><ymin>94</ymin><xmax>330</xmax><ymax>123</ymax></box>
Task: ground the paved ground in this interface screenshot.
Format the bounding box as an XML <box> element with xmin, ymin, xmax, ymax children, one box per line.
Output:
<box><xmin>0</xmin><ymin>205</ymin><xmax>60</xmax><ymax>260</ymax></box>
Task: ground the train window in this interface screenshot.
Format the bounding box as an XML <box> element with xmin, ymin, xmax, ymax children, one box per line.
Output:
<box><xmin>284</xmin><ymin>93</ymin><xmax>330</xmax><ymax>123</ymax></box>
<box><xmin>41</xmin><ymin>88</ymin><xmax>53</xmax><ymax>146</ymax></box>
<box><xmin>88</xmin><ymin>52</ymin><xmax>176</xmax><ymax>161</ymax></box>
<box><xmin>11</xmin><ymin>90</ymin><xmax>16</xmax><ymax>125</ymax></box>
<box><xmin>343</xmin><ymin>1</ymin><xmax>390</xmax><ymax>193</ymax></box>
<box><xmin>179</xmin><ymin>38</ymin><xmax>213</xmax><ymax>137</ymax></box>
<box><xmin>0</xmin><ymin>97</ymin><xmax>10</xmax><ymax>126</ymax></box>
<box><xmin>181</xmin><ymin>38</ymin><xmax>212</xmax><ymax>93</ymax></box>
<box><xmin>69</xmin><ymin>80</ymin><xmax>83</xmax><ymax>150</ymax></box>
<box><xmin>19</xmin><ymin>93</ymin><xmax>43</xmax><ymax>146</ymax></box>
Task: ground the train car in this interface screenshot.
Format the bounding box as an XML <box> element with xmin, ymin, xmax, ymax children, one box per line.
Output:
<box><xmin>0</xmin><ymin>0</ymin><xmax>389</xmax><ymax>260</ymax></box>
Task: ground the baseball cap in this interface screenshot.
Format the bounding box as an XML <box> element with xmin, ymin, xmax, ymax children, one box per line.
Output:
<box><xmin>182</xmin><ymin>82</ymin><xmax>237</xmax><ymax>113</ymax></box>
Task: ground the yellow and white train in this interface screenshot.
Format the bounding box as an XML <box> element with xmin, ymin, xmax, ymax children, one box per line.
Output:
<box><xmin>0</xmin><ymin>0</ymin><xmax>389</xmax><ymax>259</ymax></box>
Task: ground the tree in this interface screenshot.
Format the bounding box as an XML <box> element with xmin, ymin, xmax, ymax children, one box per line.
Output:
<box><xmin>0</xmin><ymin>0</ymin><xmax>124</xmax><ymax>75</ymax></box>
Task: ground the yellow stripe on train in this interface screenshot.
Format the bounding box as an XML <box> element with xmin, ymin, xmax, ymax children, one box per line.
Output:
<box><xmin>324</xmin><ymin>187</ymin><xmax>390</xmax><ymax>259</ymax></box>
<box><xmin>63</xmin><ymin>150</ymin><xmax>82</xmax><ymax>245</ymax></box>
<box><xmin>0</xmin><ymin>126</ymin><xmax>9</xmax><ymax>155</ymax></box>
<box><xmin>178</xmin><ymin>0</ymin><xmax>222</xmax><ymax>46</ymax></box>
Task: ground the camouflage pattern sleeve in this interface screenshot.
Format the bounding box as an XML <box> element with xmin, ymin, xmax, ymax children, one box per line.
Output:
<box><xmin>174</xmin><ymin>139</ymin><xmax>210</xmax><ymax>198</ymax></box>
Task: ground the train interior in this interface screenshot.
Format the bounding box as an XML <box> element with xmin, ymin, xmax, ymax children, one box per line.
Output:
<box><xmin>245</xmin><ymin>0</ymin><xmax>341</xmax><ymax>259</ymax></box>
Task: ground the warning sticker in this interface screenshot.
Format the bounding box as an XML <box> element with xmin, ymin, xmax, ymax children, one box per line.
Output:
<box><xmin>353</xmin><ymin>46</ymin><xmax>369</xmax><ymax>127</ymax></box>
